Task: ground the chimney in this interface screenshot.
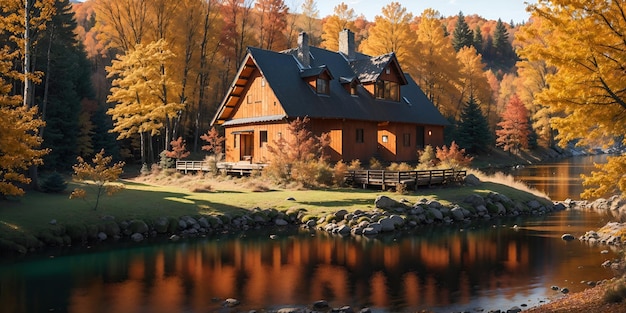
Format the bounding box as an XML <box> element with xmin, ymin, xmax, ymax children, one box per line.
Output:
<box><xmin>339</xmin><ymin>29</ymin><xmax>355</xmax><ymax>60</ymax></box>
<box><xmin>297</xmin><ymin>32</ymin><xmax>310</xmax><ymax>67</ymax></box>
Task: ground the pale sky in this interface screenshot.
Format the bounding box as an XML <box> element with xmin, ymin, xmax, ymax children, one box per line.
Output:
<box><xmin>294</xmin><ymin>0</ymin><xmax>532</xmax><ymax>24</ymax></box>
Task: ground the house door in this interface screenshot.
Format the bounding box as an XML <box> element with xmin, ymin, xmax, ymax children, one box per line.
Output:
<box><xmin>416</xmin><ymin>126</ymin><xmax>425</xmax><ymax>149</ymax></box>
<box><xmin>240</xmin><ymin>133</ymin><xmax>254</xmax><ymax>161</ymax></box>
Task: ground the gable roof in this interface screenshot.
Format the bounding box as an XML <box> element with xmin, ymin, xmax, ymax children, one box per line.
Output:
<box><xmin>212</xmin><ymin>45</ymin><xmax>448</xmax><ymax>127</ymax></box>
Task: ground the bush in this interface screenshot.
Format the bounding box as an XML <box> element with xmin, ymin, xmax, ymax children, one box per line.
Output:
<box><xmin>387</xmin><ymin>162</ymin><xmax>412</xmax><ymax>171</ymax></box>
<box><xmin>369</xmin><ymin>157</ymin><xmax>383</xmax><ymax>170</ymax></box>
<box><xmin>604</xmin><ymin>282</ymin><xmax>626</xmax><ymax>304</ymax></box>
<box><xmin>436</xmin><ymin>141</ymin><xmax>473</xmax><ymax>169</ymax></box>
<box><xmin>40</xmin><ymin>172</ymin><xmax>68</xmax><ymax>193</ymax></box>
<box><xmin>159</xmin><ymin>150</ymin><xmax>175</xmax><ymax>169</ymax></box>
<box><xmin>418</xmin><ymin>145</ymin><xmax>438</xmax><ymax>169</ymax></box>
<box><xmin>333</xmin><ymin>160</ymin><xmax>348</xmax><ymax>186</ymax></box>
<box><xmin>347</xmin><ymin>159</ymin><xmax>362</xmax><ymax>171</ymax></box>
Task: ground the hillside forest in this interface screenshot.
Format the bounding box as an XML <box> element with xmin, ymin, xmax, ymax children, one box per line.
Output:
<box><xmin>1</xmin><ymin>0</ymin><xmax>625</xmax><ymax>198</ymax></box>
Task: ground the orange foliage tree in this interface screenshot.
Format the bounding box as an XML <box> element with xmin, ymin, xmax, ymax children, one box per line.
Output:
<box><xmin>70</xmin><ymin>149</ymin><xmax>125</xmax><ymax>210</ymax></box>
<box><xmin>496</xmin><ymin>94</ymin><xmax>529</xmax><ymax>154</ymax></box>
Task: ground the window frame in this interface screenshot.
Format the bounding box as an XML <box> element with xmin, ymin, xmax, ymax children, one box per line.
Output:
<box><xmin>356</xmin><ymin>128</ymin><xmax>364</xmax><ymax>143</ymax></box>
<box><xmin>316</xmin><ymin>77</ymin><xmax>330</xmax><ymax>95</ymax></box>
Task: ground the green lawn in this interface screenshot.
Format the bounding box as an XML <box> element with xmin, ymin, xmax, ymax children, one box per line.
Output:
<box><xmin>0</xmin><ymin>174</ymin><xmax>549</xmax><ymax>253</ymax></box>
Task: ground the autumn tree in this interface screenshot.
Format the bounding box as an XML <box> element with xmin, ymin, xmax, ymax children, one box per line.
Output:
<box><xmin>165</xmin><ymin>137</ymin><xmax>190</xmax><ymax>160</ymax></box>
<box><xmin>521</xmin><ymin>1</ymin><xmax>626</xmax><ymax>197</ymax></box>
<box><xmin>452</xmin><ymin>11</ymin><xmax>473</xmax><ymax>51</ymax></box>
<box><xmin>496</xmin><ymin>94</ymin><xmax>530</xmax><ymax>154</ymax></box>
<box><xmin>412</xmin><ymin>8</ymin><xmax>461</xmax><ymax>117</ymax></box>
<box><xmin>265</xmin><ymin>117</ymin><xmax>330</xmax><ymax>186</ymax></box>
<box><xmin>321</xmin><ymin>2</ymin><xmax>356</xmax><ymax>51</ymax></box>
<box><xmin>70</xmin><ymin>149</ymin><xmax>125</xmax><ymax>210</ymax></box>
<box><xmin>436</xmin><ymin>141</ymin><xmax>473</xmax><ymax>169</ymax></box>
<box><xmin>255</xmin><ymin>0</ymin><xmax>289</xmax><ymax>51</ymax></box>
<box><xmin>0</xmin><ymin>47</ymin><xmax>47</xmax><ymax>197</ymax></box>
<box><xmin>455</xmin><ymin>46</ymin><xmax>491</xmax><ymax>115</ymax></box>
<box><xmin>359</xmin><ymin>2</ymin><xmax>414</xmax><ymax>65</ymax></box>
<box><xmin>200</xmin><ymin>127</ymin><xmax>225</xmax><ymax>156</ymax></box>
<box><xmin>301</xmin><ymin>0</ymin><xmax>320</xmax><ymax>46</ymax></box>
<box><xmin>106</xmin><ymin>39</ymin><xmax>184</xmax><ymax>166</ymax></box>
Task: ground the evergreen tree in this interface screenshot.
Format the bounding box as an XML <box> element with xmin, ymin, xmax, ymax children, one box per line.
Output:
<box><xmin>456</xmin><ymin>96</ymin><xmax>491</xmax><ymax>153</ymax></box>
<box><xmin>39</xmin><ymin>0</ymin><xmax>94</xmax><ymax>171</ymax></box>
<box><xmin>472</xmin><ymin>26</ymin><xmax>483</xmax><ymax>54</ymax></box>
<box><xmin>452</xmin><ymin>11</ymin><xmax>473</xmax><ymax>51</ymax></box>
<box><xmin>492</xmin><ymin>19</ymin><xmax>510</xmax><ymax>57</ymax></box>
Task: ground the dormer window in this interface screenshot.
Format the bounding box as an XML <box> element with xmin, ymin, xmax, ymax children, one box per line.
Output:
<box><xmin>316</xmin><ymin>77</ymin><xmax>329</xmax><ymax>95</ymax></box>
<box><xmin>375</xmin><ymin>80</ymin><xmax>400</xmax><ymax>101</ymax></box>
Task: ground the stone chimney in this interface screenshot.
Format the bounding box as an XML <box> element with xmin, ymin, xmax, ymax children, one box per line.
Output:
<box><xmin>297</xmin><ymin>32</ymin><xmax>310</xmax><ymax>68</ymax></box>
<box><xmin>339</xmin><ymin>29</ymin><xmax>355</xmax><ymax>60</ymax></box>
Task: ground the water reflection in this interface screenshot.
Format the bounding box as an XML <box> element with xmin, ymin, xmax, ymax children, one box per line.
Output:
<box><xmin>0</xmin><ymin>212</ymin><xmax>617</xmax><ymax>313</ymax></box>
<box><xmin>510</xmin><ymin>154</ymin><xmax>609</xmax><ymax>201</ymax></box>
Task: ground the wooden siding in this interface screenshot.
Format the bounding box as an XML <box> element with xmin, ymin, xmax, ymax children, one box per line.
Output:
<box><xmin>224</xmin><ymin>122</ymin><xmax>289</xmax><ymax>163</ymax></box>
<box><xmin>231</xmin><ymin>70</ymin><xmax>286</xmax><ymax>119</ymax></box>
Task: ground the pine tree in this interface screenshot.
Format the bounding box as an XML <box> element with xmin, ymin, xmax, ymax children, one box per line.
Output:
<box><xmin>472</xmin><ymin>26</ymin><xmax>483</xmax><ymax>54</ymax></box>
<box><xmin>451</xmin><ymin>11</ymin><xmax>473</xmax><ymax>52</ymax></box>
<box><xmin>496</xmin><ymin>94</ymin><xmax>530</xmax><ymax>154</ymax></box>
<box><xmin>492</xmin><ymin>19</ymin><xmax>511</xmax><ymax>58</ymax></box>
<box><xmin>455</xmin><ymin>95</ymin><xmax>491</xmax><ymax>153</ymax></box>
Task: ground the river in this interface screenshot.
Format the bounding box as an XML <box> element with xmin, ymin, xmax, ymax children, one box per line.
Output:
<box><xmin>0</xmin><ymin>155</ymin><xmax>622</xmax><ymax>313</ymax></box>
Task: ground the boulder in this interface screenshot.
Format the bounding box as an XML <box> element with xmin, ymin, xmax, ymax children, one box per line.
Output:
<box><xmin>561</xmin><ymin>234</ymin><xmax>575</xmax><ymax>241</ymax></box>
<box><xmin>154</xmin><ymin>217</ymin><xmax>169</xmax><ymax>234</ymax></box>
<box><xmin>464</xmin><ymin>194</ymin><xmax>485</xmax><ymax>207</ymax></box>
<box><xmin>427</xmin><ymin>207</ymin><xmax>443</xmax><ymax>220</ymax></box>
<box><xmin>334</xmin><ymin>209</ymin><xmax>349</xmax><ymax>220</ymax></box>
<box><xmin>450</xmin><ymin>207</ymin><xmax>465</xmax><ymax>221</ymax></box>
<box><xmin>128</xmin><ymin>219</ymin><xmax>149</xmax><ymax>234</ymax></box>
<box><xmin>375</xmin><ymin>195</ymin><xmax>405</xmax><ymax>211</ymax></box>
<box><xmin>97</xmin><ymin>232</ymin><xmax>107</xmax><ymax>241</ymax></box>
<box><xmin>464</xmin><ymin>174</ymin><xmax>481</xmax><ymax>186</ymax></box>
<box><xmin>222</xmin><ymin>298</ymin><xmax>240</xmax><ymax>307</ymax></box>
<box><xmin>275</xmin><ymin>218</ymin><xmax>288</xmax><ymax>226</ymax></box>
<box><xmin>130</xmin><ymin>233</ymin><xmax>144</xmax><ymax>242</ymax></box>
<box><xmin>335</xmin><ymin>225</ymin><xmax>351</xmax><ymax>235</ymax></box>
<box><xmin>379</xmin><ymin>218</ymin><xmax>397</xmax><ymax>232</ymax></box>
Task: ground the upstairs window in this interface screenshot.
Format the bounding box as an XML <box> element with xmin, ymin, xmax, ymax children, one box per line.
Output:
<box><xmin>375</xmin><ymin>80</ymin><xmax>400</xmax><ymax>101</ymax></box>
<box><xmin>260</xmin><ymin>130</ymin><xmax>268</xmax><ymax>147</ymax></box>
<box><xmin>356</xmin><ymin>128</ymin><xmax>364</xmax><ymax>143</ymax></box>
<box><xmin>316</xmin><ymin>77</ymin><xmax>330</xmax><ymax>95</ymax></box>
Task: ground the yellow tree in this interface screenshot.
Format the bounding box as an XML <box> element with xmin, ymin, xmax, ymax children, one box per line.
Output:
<box><xmin>320</xmin><ymin>2</ymin><xmax>355</xmax><ymax>51</ymax></box>
<box><xmin>0</xmin><ymin>47</ymin><xmax>47</xmax><ymax>197</ymax></box>
<box><xmin>70</xmin><ymin>149</ymin><xmax>124</xmax><ymax>211</ymax></box>
<box><xmin>515</xmin><ymin>16</ymin><xmax>557</xmax><ymax>148</ymax></box>
<box><xmin>455</xmin><ymin>46</ymin><xmax>491</xmax><ymax>118</ymax></box>
<box><xmin>359</xmin><ymin>2</ymin><xmax>414</xmax><ymax>65</ymax></box>
<box><xmin>521</xmin><ymin>0</ymin><xmax>626</xmax><ymax>197</ymax></box>
<box><xmin>93</xmin><ymin>0</ymin><xmax>149</xmax><ymax>52</ymax></box>
<box><xmin>412</xmin><ymin>8</ymin><xmax>461</xmax><ymax>117</ymax></box>
<box><xmin>106</xmin><ymin>39</ymin><xmax>184</xmax><ymax>166</ymax></box>
<box><xmin>255</xmin><ymin>0</ymin><xmax>289</xmax><ymax>51</ymax></box>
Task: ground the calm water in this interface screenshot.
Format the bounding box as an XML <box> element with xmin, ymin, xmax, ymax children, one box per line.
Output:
<box><xmin>0</xmin><ymin>155</ymin><xmax>621</xmax><ymax>313</ymax></box>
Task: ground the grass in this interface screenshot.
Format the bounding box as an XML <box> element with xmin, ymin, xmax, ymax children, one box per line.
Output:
<box><xmin>0</xmin><ymin>170</ymin><xmax>550</xmax><ymax>253</ymax></box>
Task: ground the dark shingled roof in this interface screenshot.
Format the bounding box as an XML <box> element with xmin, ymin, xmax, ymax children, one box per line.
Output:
<box><xmin>213</xmin><ymin>45</ymin><xmax>448</xmax><ymax>127</ymax></box>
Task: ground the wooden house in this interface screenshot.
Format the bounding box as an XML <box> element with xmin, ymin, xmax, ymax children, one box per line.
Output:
<box><xmin>211</xmin><ymin>30</ymin><xmax>448</xmax><ymax>164</ymax></box>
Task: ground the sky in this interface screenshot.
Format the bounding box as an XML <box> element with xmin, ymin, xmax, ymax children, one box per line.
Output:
<box><xmin>298</xmin><ymin>0</ymin><xmax>531</xmax><ymax>24</ymax></box>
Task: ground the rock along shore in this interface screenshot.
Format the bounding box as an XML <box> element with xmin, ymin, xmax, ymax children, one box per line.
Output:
<box><xmin>1</xmin><ymin>174</ymin><xmax>569</xmax><ymax>256</ymax></box>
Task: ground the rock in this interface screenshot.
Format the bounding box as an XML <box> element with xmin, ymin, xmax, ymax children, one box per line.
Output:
<box><xmin>198</xmin><ymin>217</ymin><xmax>210</xmax><ymax>229</ymax></box>
<box><xmin>334</xmin><ymin>209</ymin><xmax>349</xmax><ymax>220</ymax></box>
<box><xmin>331</xmin><ymin>305</ymin><xmax>353</xmax><ymax>313</ymax></box>
<box><xmin>464</xmin><ymin>194</ymin><xmax>485</xmax><ymax>207</ymax></box>
<box><xmin>375</xmin><ymin>195</ymin><xmax>405</xmax><ymax>211</ymax></box>
<box><xmin>464</xmin><ymin>174</ymin><xmax>481</xmax><ymax>186</ymax></box>
<box><xmin>359</xmin><ymin>308</ymin><xmax>372</xmax><ymax>313</ymax></box>
<box><xmin>130</xmin><ymin>233</ymin><xmax>144</xmax><ymax>242</ymax></box>
<box><xmin>427</xmin><ymin>200</ymin><xmax>442</xmax><ymax>209</ymax></box>
<box><xmin>97</xmin><ymin>232</ymin><xmax>107</xmax><ymax>241</ymax></box>
<box><xmin>561</xmin><ymin>234</ymin><xmax>575</xmax><ymax>241</ymax></box>
<box><xmin>169</xmin><ymin>234</ymin><xmax>180</xmax><ymax>241</ymax></box>
<box><xmin>450</xmin><ymin>207</ymin><xmax>465</xmax><ymax>221</ymax></box>
<box><xmin>506</xmin><ymin>306</ymin><xmax>521</xmax><ymax>313</ymax></box>
<box><xmin>128</xmin><ymin>219</ymin><xmax>149</xmax><ymax>234</ymax></box>
<box><xmin>601</xmin><ymin>250</ymin><xmax>609</xmax><ymax>254</ymax></box>
<box><xmin>336</xmin><ymin>225</ymin><xmax>351</xmax><ymax>235</ymax></box>
<box><xmin>277</xmin><ymin>308</ymin><xmax>303</xmax><ymax>313</ymax></box>
<box><xmin>49</xmin><ymin>219</ymin><xmax>57</xmax><ymax>225</ymax></box>
<box><xmin>427</xmin><ymin>208</ymin><xmax>443</xmax><ymax>220</ymax></box>
<box><xmin>305</xmin><ymin>219</ymin><xmax>316</xmax><ymax>228</ymax></box>
<box><xmin>275</xmin><ymin>218</ymin><xmax>288</xmax><ymax>226</ymax></box>
<box><xmin>286</xmin><ymin>197</ymin><xmax>296</xmax><ymax>201</ymax></box>
<box><xmin>313</xmin><ymin>300</ymin><xmax>329</xmax><ymax>309</ymax></box>
<box><xmin>154</xmin><ymin>217</ymin><xmax>169</xmax><ymax>234</ymax></box>
<box><xmin>551</xmin><ymin>285</ymin><xmax>559</xmax><ymax>290</ymax></box>
<box><xmin>222</xmin><ymin>298</ymin><xmax>240</xmax><ymax>307</ymax></box>
<box><xmin>362</xmin><ymin>227</ymin><xmax>379</xmax><ymax>236</ymax></box>
<box><xmin>379</xmin><ymin>218</ymin><xmax>397</xmax><ymax>232</ymax></box>
<box><xmin>560</xmin><ymin>288</ymin><xmax>569</xmax><ymax>294</ymax></box>
<box><xmin>527</xmin><ymin>200</ymin><xmax>542</xmax><ymax>210</ymax></box>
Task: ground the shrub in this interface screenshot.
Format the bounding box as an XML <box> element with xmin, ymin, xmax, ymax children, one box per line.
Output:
<box><xmin>70</xmin><ymin>149</ymin><xmax>125</xmax><ymax>210</ymax></box>
<box><xmin>40</xmin><ymin>172</ymin><xmax>68</xmax><ymax>193</ymax></box>
<box><xmin>347</xmin><ymin>159</ymin><xmax>362</xmax><ymax>171</ymax></box>
<box><xmin>369</xmin><ymin>157</ymin><xmax>383</xmax><ymax>170</ymax></box>
<box><xmin>333</xmin><ymin>160</ymin><xmax>348</xmax><ymax>186</ymax></box>
<box><xmin>418</xmin><ymin>145</ymin><xmax>438</xmax><ymax>169</ymax></box>
<box><xmin>387</xmin><ymin>162</ymin><xmax>412</xmax><ymax>171</ymax></box>
<box><xmin>436</xmin><ymin>141</ymin><xmax>473</xmax><ymax>169</ymax></box>
<box><xmin>604</xmin><ymin>282</ymin><xmax>626</xmax><ymax>304</ymax></box>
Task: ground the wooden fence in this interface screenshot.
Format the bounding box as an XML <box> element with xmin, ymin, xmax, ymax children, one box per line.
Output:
<box><xmin>345</xmin><ymin>169</ymin><xmax>466</xmax><ymax>190</ymax></box>
<box><xmin>176</xmin><ymin>161</ymin><xmax>265</xmax><ymax>175</ymax></box>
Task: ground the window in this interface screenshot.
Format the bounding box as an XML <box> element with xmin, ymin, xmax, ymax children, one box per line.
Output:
<box><xmin>382</xmin><ymin>135</ymin><xmax>388</xmax><ymax>143</ymax></box>
<box><xmin>403</xmin><ymin>133</ymin><xmax>411</xmax><ymax>147</ymax></box>
<box><xmin>260</xmin><ymin>130</ymin><xmax>268</xmax><ymax>147</ymax></box>
<box><xmin>356</xmin><ymin>128</ymin><xmax>364</xmax><ymax>143</ymax></box>
<box><xmin>375</xmin><ymin>80</ymin><xmax>400</xmax><ymax>101</ymax></box>
<box><xmin>246</xmin><ymin>95</ymin><xmax>251</xmax><ymax>104</ymax></box>
<box><xmin>233</xmin><ymin>134</ymin><xmax>237</xmax><ymax>148</ymax></box>
<box><xmin>316</xmin><ymin>77</ymin><xmax>330</xmax><ymax>95</ymax></box>
<box><xmin>350</xmin><ymin>83</ymin><xmax>358</xmax><ymax>95</ymax></box>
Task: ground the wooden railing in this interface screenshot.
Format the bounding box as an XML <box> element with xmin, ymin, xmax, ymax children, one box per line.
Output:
<box><xmin>346</xmin><ymin>169</ymin><xmax>466</xmax><ymax>189</ymax></box>
<box><xmin>176</xmin><ymin>160</ymin><xmax>265</xmax><ymax>175</ymax></box>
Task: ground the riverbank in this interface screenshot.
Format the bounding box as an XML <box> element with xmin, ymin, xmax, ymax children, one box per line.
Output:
<box><xmin>0</xmin><ymin>170</ymin><xmax>553</xmax><ymax>257</ymax></box>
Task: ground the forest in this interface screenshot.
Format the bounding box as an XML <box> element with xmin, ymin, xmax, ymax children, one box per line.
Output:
<box><xmin>1</xmin><ymin>0</ymin><xmax>625</xmax><ymax>198</ymax></box>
